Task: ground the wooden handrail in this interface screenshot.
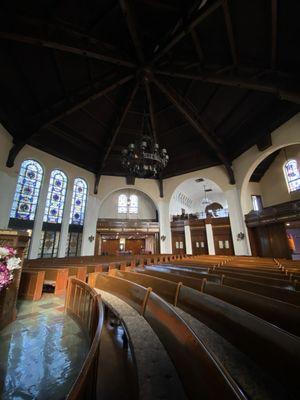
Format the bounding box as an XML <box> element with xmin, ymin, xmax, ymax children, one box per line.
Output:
<box><xmin>65</xmin><ymin>278</ymin><xmax>104</xmax><ymax>400</ymax></box>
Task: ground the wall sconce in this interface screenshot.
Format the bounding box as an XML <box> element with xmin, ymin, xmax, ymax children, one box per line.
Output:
<box><xmin>88</xmin><ymin>235</ymin><xmax>95</xmax><ymax>243</ymax></box>
<box><xmin>160</xmin><ymin>235</ymin><xmax>166</xmax><ymax>242</ymax></box>
<box><xmin>237</xmin><ymin>232</ymin><xmax>245</xmax><ymax>241</ymax></box>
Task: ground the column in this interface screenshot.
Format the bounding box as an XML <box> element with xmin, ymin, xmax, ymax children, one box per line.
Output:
<box><xmin>157</xmin><ymin>200</ymin><xmax>172</xmax><ymax>254</ymax></box>
<box><xmin>225</xmin><ymin>187</ymin><xmax>251</xmax><ymax>255</ymax></box>
<box><xmin>0</xmin><ymin>171</ymin><xmax>17</xmax><ymax>228</ymax></box>
<box><xmin>57</xmin><ymin>179</ymin><xmax>74</xmax><ymax>257</ymax></box>
<box><xmin>184</xmin><ymin>224</ymin><xmax>192</xmax><ymax>255</ymax></box>
<box><xmin>205</xmin><ymin>223</ymin><xmax>215</xmax><ymax>255</ymax></box>
<box><xmin>81</xmin><ymin>195</ymin><xmax>101</xmax><ymax>256</ymax></box>
<box><xmin>28</xmin><ymin>170</ymin><xmax>51</xmax><ymax>259</ymax></box>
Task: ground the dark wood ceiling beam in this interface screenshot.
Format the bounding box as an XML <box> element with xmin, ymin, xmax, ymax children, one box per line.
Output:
<box><xmin>154</xmin><ymin>69</ymin><xmax>300</xmax><ymax>104</ymax></box>
<box><xmin>81</xmin><ymin>108</ymin><xmax>109</xmax><ymax>130</ymax></box>
<box><xmin>151</xmin><ymin>75</ymin><xmax>235</xmax><ymax>184</ymax></box>
<box><xmin>52</xmin><ymin>50</ymin><xmax>69</xmax><ymax>99</ymax></box>
<box><xmin>152</xmin><ymin>0</ymin><xmax>222</xmax><ymax>64</ymax></box>
<box><xmin>119</xmin><ymin>0</ymin><xmax>145</xmax><ymax>64</ymax></box>
<box><xmin>48</xmin><ymin>123</ymin><xmax>102</xmax><ymax>152</ymax></box>
<box><xmin>94</xmin><ymin>82</ymin><xmax>139</xmax><ymax>193</ymax></box>
<box><xmin>38</xmin><ymin>75</ymin><xmax>134</xmax><ymax>129</ymax></box>
<box><xmin>141</xmin><ymin>0</ymin><xmax>178</xmax><ymax>12</ymax></box>
<box><xmin>144</xmin><ymin>80</ymin><xmax>158</xmax><ymax>142</ymax></box>
<box><xmin>191</xmin><ymin>29</ymin><xmax>204</xmax><ymax>66</ymax></box>
<box><xmin>271</xmin><ymin>0</ymin><xmax>277</xmax><ymax>70</ymax></box>
<box><xmin>221</xmin><ymin>0</ymin><xmax>238</xmax><ymax>66</ymax></box>
<box><xmin>88</xmin><ymin>1</ymin><xmax>118</xmax><ymax>33</ymax></box>
<box><xmin>6</xmin><ymin>74</ymin><xmax>134</xmax><ymax>167</ymax></box>
<box><xmin>0</xmin><ymin>31</ymin><xmax>136</xmax><ymax>68</ymax></box>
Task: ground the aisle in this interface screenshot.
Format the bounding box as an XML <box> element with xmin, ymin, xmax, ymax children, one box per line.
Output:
<box><xmin>0</xmin><ymin>294</ymin><xmax>89</xmax><ymax>400</ymax></box>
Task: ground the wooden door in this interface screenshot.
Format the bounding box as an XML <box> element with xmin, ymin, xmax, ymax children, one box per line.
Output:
<box><xmin>191</xmin><ymin>230</ymin><xmax>208</xmax><ymax>255</ymax></box>
<box><xmin>101</xmin><ymin>239</ymin><xmax>119</xmax><ymax>255</ymax></box>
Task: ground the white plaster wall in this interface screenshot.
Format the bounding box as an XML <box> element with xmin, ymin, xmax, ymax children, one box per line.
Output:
<box><xmin>99</xmin><ymin>188</ymin><xmax>157</xmax><ymax>220</ymax></box>
<box><xmin>260</xmin><ymin>145</ymin><xmax>300</xmax><ymax>207</ymax></box>
<box><xmin>233</xmin><ymin>113</ymin><xmax>300</xmax><ymax>214</ymax></box>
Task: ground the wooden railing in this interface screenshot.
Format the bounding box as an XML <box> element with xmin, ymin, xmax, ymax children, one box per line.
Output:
<box><xmin>65</xmin><ymin>278</ymin><xmax>104</xmax><ymax>400</ymax></box>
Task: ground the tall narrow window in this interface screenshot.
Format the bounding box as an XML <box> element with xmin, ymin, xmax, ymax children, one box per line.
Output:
<box><xmin>118</xmin><ymin>194</ymin><xmax>128</xmax><ymax>213</ymax></box>
<box><xmin>10</xmin><ymin>160</ymin><xmax>43</xmax><ymax>221</ymax></box>
<box><xmin>251</xmin><ymin>195</ymin><xmax>263</xmax><ymax>211</ymax></box>
<box><xmin>38</xmin><ymin>169</ymin><xmax>67</xmax><ymax>258</ymax></box>
<box><xmin>66</xmin><ymin>178</ymin><xmax>88</xmax><ymax>257</ymax></box>
<box><xmin>69</xmin><ymin>178</ymin><xmax>88</xmax><ymax>225</ymax></box>
<box><xmin>129</xmin><ymin>194</ymin><xmax>138</xmax><ymax>214</ymax></box>
<box><xmin>43</xmin><ymin>169</ymin><xmax>68</xmax><ymax>223</ymax></box>
<box><xmin>284</xmin><ymin>160</ymin><xmax>300</xmax><ymax>193</ymax></box>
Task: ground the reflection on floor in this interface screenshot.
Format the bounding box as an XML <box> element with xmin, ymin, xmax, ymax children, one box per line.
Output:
<box><xmin>98</xmin><ymin>311</ymin><xmax>138</xmax><ymax>400</ymax></box>
<box><xmin>0</xmin><ymin>294</ymin><xmax>89</xmax><ymax>400</ymax></box>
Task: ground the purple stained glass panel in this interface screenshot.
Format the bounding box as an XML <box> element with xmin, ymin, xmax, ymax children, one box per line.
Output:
<box><xmin>10</xmin><ymin>160</ymin><xmax>43</xmax><ymax>221</ymax></box>
<box><xmin>69</xmin><ymin>178</ymin><xmax>87</xmax><ymax>225</ymax></box>
<box><xmin>43</xmin><ymin>169</ymin><xmax>68</xmax><ymax>223</ymax></box>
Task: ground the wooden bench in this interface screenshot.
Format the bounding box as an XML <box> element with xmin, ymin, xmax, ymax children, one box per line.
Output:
<box><xmin>19</xmin><ymin>270</ymin><xmax>45</xmax><ymax>301</ymax></box>
<box><xmin>112</xmin><ymin>270</ymin><xmax>300</xmax><ymax>398</ymax></box>
<box><xmin>23</xmin><ymin>267</ymin><xmax>69</xmax><ymax>296</ymax></box>
<box><xmin>93</xmin><ymin>274</ymin><xmax>246</xmax><ymax>400</ymax></box>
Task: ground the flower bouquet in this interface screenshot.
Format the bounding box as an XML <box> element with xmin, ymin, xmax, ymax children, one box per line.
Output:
<box><xmin>0</xmin><ymin>246</ymin><xmax>22</xmax><ymax>292</ymax></box>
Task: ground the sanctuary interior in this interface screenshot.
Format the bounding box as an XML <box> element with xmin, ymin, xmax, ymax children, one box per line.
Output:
<box><xmin>0</xmin><ymin>1</ymin><xmax>300</xmax><ymax>400</ymax></box>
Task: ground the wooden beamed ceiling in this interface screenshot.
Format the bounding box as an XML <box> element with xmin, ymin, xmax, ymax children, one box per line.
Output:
<box><xmin>0</xmin><ymin>0</ymin><xmax>299</xmax><ymax>188</ymax></box>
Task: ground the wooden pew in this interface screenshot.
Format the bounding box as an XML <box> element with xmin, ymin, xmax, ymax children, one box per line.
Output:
<box><xmin>94</xmin><ymin>274</ymin><xmax>246</xmax><ymax>400</ymax></box>
<box><xmin>23</xmin><ymin>268</ymin><xmax>69</xmax><ymax>296</ymax></box>
<box><xmin>112</xmin><ymin>270</ymin><xmax>300</xmax><ymax>398</ymax></box>
<box><xmin>19</xmin><ymin>270</ymin><xmax>45</xmax><ymax>301</ymax></box>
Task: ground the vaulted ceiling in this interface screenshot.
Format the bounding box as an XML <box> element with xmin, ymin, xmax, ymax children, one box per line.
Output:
<box><xmin>0</xmin><ymin>0</ymin><xmax>299</xmax><ymax>189</ymax></box>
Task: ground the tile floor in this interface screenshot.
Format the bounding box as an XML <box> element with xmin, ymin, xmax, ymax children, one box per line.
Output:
<box><xmin>0</xmin><ymin>294</ymin><xmax>89</xmax><ymax>400</ymax></box>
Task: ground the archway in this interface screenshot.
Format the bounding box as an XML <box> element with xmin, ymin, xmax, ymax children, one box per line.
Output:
<box><xmin>96</xmin><ymin>188</ymin><xmax>159</xmax><ymax>256</ymax></box>
<box><xmin>241</xmin><ymin>144</ymin><xmax>300</xmax><ymax>258</ymax></box>
<box><xmin>169</xmin><ymin>177</ymin><xmax>233</xmax><ymax>256</ymax></box>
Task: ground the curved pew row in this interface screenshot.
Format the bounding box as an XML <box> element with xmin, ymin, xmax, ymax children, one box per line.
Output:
<box><xmin>65</xmin><ymin>278</ymin><xmax>104</xmax><ymax>400</ymax></box>
<box><xmin>170</xmin><ymin>262</ymin><xmax>298</xmax><ymax>290</ymax></box>
<box><xmin>93</xmin><ymin>274</ymin><xmax>247</xmax><ymax>400</ymax></box>
<box><xmin>134</xmin><ymin>268</ymin><xmax>300</xmax><ymax>336</ymax></box>
<box><xmin>106</xmin><ymin>270</ymin><xmax>300</xmax><ymax>399</ymax></box>
<box><xmin>98</xmin><ymin>290</ymin><xmax>187</xmax><ymax>400</ymax></box>
<box><xmin>146</xmin><ymin>265</ymin><xmax>300</xmax><ymax>306</ymax></box>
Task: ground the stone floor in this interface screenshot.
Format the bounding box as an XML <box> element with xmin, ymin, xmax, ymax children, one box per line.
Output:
<box><xmin>0</xmin><ymin>294</ymin><xmax>89</xmax><ymax>400</ymax></box>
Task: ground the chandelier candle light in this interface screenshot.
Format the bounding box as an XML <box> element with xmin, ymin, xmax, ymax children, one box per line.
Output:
<box><xmin>121</xmin><ymin>91</ymin><xmax>169</xmax><ymax>179</ymax></box>
<box><xmin>121</xmin><ymin>135</ymin><xmax>169</xmax><ymax>178</ymax></box>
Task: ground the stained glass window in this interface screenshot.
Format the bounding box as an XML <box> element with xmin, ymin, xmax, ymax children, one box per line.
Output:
<box><xmin>10</xmin><ymin>159</ymin><xmax>43</xmax><ymax>220</ymax></box>
<box><xmin>69</xmin><ymin>178</ymin><xmax>88</xmax><ymax>225</ymax></box>
<box><xmin>284</xmin><ymin>160</ymin><xmax>300</xmax><ymax>192</ymax></box>
<box><xmin>118</xmin><ymin>194</ymin><xmax>128</xmax><ymax>213</ymax></box>
<box><xmin>43</xmin><ymin>169</ymin><xmax>68</xmax><ymax>223</ymax></box>
<box><xmin>129</xmin><ymin>194</ymin><xmax>138</xmax><ymax>214</ymax></box>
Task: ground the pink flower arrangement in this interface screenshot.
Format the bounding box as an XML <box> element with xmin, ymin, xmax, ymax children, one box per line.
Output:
<box><xmin>0</xmin><ymin>246</ymin><xmax>21</xmax><ymax>292</ymax></box>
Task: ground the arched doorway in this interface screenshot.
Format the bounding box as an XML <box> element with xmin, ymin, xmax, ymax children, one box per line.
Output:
<box><xmin>169</xmin><ymin>177</ymin><xmax>234</xmax><ymax>255</ymax></box>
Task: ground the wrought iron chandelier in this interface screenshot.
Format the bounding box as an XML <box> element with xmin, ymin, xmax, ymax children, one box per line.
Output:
<box><xmin>121</xmin><ymin>94</ymin><xmax>169</xmax><ymax>179</ymax></box>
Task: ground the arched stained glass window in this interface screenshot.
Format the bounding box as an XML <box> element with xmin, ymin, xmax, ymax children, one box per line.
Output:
<box><xmin>10</xmin><ymin>159</ymin><xmax>43</xmax><ymax>220</ymax></box>
<box><xmin>69</xmin><ymin>178</ymin><xmax>88</xmax><ymax>225</ymax></box>
<box><xmin>43</xmin><ymin>169</ymin><xmax>68</xmax><ymax>223</ymax></box>
<box><xmin>129</xmin><ymin>194</ymin><xmax>138</xmax><ymax>214</ymax></box>
<box><xmin>284</xmin><ymin>159</ymin><xmax>300</xmax><ymax>193</ymax></box>
<box><xmin>118</xmin><ymin>194</ymin><xmax>128</xmax><ymax>213</ymax></box>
